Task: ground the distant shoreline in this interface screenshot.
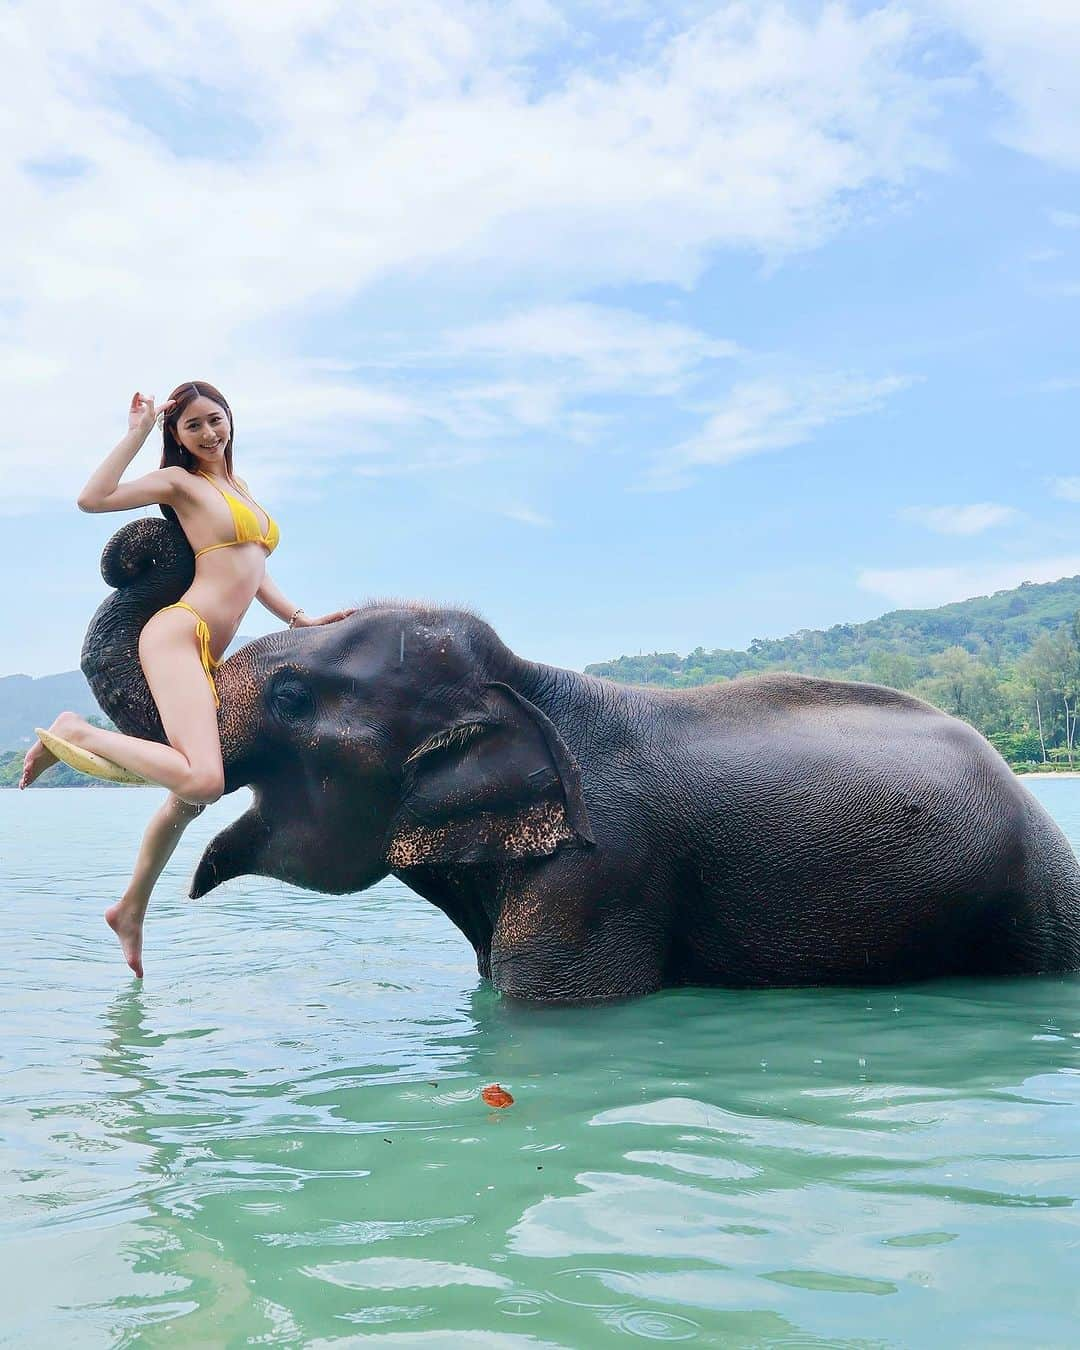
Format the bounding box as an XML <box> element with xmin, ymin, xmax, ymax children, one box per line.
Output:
<box><xmin>1016</xmin><ymin>771</ymin><xmax>1080</xmax><ymax>780</ymax></box>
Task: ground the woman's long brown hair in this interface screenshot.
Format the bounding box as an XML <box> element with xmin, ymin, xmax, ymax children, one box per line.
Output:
<box><xmin>158</xmin><ymin>380</ymin><xmax>235</xmax><ymax>524</ymax></box>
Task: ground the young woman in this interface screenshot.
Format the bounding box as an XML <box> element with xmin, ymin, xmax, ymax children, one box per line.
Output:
<box><xmin>20</xmin><ymin>382</ymin><xmax>356</xmax><ymax>978</ymax></box>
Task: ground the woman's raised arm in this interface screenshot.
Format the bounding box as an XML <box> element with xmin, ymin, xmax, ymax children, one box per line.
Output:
<box><xmin>77</xmin><ymin>391</ymin><xmax>180</xmax><ymax>513</ymax></box>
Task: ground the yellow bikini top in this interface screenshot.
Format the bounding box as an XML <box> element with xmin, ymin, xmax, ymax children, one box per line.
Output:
<box><xmin>194</xmin><ymin>470</ymin><xmax>280</xmax><ymax>560</ymax></box>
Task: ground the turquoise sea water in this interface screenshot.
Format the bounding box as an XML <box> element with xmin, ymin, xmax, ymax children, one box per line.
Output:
<box><xmin>3</xmin><ymin>782</ymin><xmax>1080</xmax><ymax>1347</ymax></box>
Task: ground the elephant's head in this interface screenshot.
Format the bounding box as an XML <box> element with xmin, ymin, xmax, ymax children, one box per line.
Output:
<box><xmin>82</xmin><ymin>521</ymin><xmax>593</xmax><ymax>903</ymax></box>
<box><xmin>190</xmin><ymin>602</ymin><xmax>595</xmax><ymax>899</ymax></box>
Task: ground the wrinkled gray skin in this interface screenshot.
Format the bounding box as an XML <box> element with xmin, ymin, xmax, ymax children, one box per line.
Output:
<box><xmin>84</xmin><ymin>518</ymin><xmax>1080</xmax><ymax>1000</ymax></box>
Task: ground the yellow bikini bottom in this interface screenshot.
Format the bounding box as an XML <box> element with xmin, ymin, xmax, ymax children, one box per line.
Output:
<box><xmin>160</xmin><ymin>601</ymin><xmax>221</xmax><ymax>709</ymax></box>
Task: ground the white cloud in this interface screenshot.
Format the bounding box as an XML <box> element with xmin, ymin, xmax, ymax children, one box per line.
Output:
<box><xmin>1051</xmin><ymin>476</ymin><xmax>1080</xmax><ymax>501</ymax></box>
<box><xmin>645</xmin><ymin>372</ymin><xmax>913</xmax><ymax>489</ymax></box>
<box><xmin>0</xmin><ymin>1</ymin><xmax>948</xmax><ymax>508</ymax></box>
<box><xmin>859</xmin><ymin>556</ymin><xmax>1080</xmax><ymax>610</ymax></box>
<box><xmin>449</xmin><ymin>304</ymin><xmax>736</xmax><ymax>393</ymax></box>
<box><xmin>351</xmin><ymin>449</ymin><xmax>491</xmax><ymax>480</ymax></box>
<box><xmin>935</xmin><ymin>3</ymin><xmax>1080</xmax><ymax>169</ymax></box>
<box><xmin>432</xmin><ymin>303</ymin><xmax>734</xmax><ymax>442</ymax></box>
<box><xmin>897</xmin><ymin>502</ymin><xmax>1017</xmax><ymax>535</ymax></box>
<box><xmin>1050</xmin><ymin>210</ymin><xmax>1080</xmax><ymax>229</ymax></box>
<box><xmin>497</xmin><ymin>504</ymin><xmax>554</xmax><ymax>528</ymax></box>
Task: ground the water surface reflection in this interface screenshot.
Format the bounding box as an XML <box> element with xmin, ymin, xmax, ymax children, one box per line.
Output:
<box><xmin>2</xmin><ymin>787</ymin><xmax>1079</xmax><ymax>1345</ymax></box>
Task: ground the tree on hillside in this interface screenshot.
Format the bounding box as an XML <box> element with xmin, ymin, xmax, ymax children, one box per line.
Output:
<box><xmin>1016</xmin><ymin>642</ymin><xmax>1056</xmax><ymax>763</ymax></box>
<box><xmin>1019</xmin><ymin>622</ymin><xmax>1080</xmax><ymax>765</ymax></box>
<box><xmin>917</xmin><ymin>646</ymin><xmax>1006</xmax><ymax>731</ymax></box>
<box><xmin>866</xmin><ymin>648</ymin><xmax>916</xmax><ymax>690</ymax></box>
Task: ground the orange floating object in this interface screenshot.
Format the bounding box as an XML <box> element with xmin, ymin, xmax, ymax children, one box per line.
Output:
<box><xmin>481</xmin><ymin>1083</ymin><xmax>514</xmax><ymax>1108</ymax></box>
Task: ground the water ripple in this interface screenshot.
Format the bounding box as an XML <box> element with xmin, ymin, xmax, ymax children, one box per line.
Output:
<box><xmin>5</xmin><ymin>787</ymin><xmax>1080</xmax><ymax>1345</ymax></box>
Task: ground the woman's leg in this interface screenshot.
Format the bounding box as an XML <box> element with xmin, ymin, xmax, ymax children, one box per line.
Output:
<box><xmin>105</xmin><ymin>794</ymin><xmax>206</xmax><ymax>978</ymax></box>
<box><xmin>24</xmin><ymin>611</ymin><xmax>225</xmax><ymax>975</ymax></box>
<box><xmin>105</xmin><ymin>614</ymin><xmax>224</xmax><ymax>974</ymax></box>
<box><xmin>21</xmin><ymin>609</ymin><xmax>225</xmax><ymax>802</ymax></box>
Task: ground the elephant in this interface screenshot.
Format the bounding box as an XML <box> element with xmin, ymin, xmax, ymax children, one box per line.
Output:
<box><xmin>83</xmin><ymin>518</ymin><xmax>1080</xmax><ymax>1000</ymax></box>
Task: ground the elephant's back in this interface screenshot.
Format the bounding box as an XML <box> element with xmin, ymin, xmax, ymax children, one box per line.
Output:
<box><xmin>676</xmin><ymin>669</ymin><xmax>941</xmax><ymax>720</ymax></box>
<box><xmin>1013</xmin><ymin>785</ymin><xmax>1080</xmax><ymax>966</ymax></box>
<box><xmin>670</xmin><ymin>687</ymin><xmax>1080</xmax><ymax>982</ymax></box>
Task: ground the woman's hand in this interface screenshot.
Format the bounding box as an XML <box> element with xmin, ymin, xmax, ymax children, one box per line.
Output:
<box><xmin>128</xmin><ymin>391</ymin><xmax>174</xmax><ymax>440</ymax></box>
<box><xmin>295</xmin><ymin>608</ymin><xmax>359</xmax><ymax>628</ymax></box>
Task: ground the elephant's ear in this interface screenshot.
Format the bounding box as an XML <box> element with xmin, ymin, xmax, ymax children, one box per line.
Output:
<box><xmin>386</xmin><ymin>681</ymin><xmax>595</xmax><ymax>869</ymax></box>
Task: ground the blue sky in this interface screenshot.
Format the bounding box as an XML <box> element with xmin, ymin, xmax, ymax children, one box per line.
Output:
<box><xmin>2</xmin><ymin>1</ymin><xmax>1079</xmax><ymax>675</ymax></box>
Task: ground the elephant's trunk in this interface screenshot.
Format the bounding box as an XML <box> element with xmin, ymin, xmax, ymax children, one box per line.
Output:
<box><xmin>81</xmin><ymin>519</ymin><xmax>263</xmax><ymax>782</ymax></box>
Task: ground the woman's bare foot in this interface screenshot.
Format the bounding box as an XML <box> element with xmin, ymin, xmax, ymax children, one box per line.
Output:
<box><xmin>20</xmin><ymin>738</ymin><xmax>57</xmax><ymax>789</ymax></box>
<box><xmin>19</xmin><ymin>711</ymin><xmax>88</xmax><ymax>789</ymax></box>
<box><xmin>105</xmin><ymin>900</ymin><xmax>145</xmax><ymax>979</ymax></box>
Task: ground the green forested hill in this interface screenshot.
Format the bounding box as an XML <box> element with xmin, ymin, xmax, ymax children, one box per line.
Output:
<box><xmin>0</xmin><ymin>669</ymin><xmax>118</xmax><ymax>785</ymax></box>
<box><xmin>586</xmin><ymin>575</ymin><xmax>1080</xmax><ymax>687</ymax></box>
<box><xmin>0</xmin><ymin>672</ymin><xmax>99</xmax><ymax>753</ymax></box>
<box><xmin>585</xmin><ymin>574</ymin><xmax>1080</xmax><ymax>770</ymax></box>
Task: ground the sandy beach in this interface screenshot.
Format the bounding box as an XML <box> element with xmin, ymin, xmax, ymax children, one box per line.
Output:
<box><xmin>1016</xmin><ymin>771</ymin><xmax>1080</xmax><ymax>779</ymax></box>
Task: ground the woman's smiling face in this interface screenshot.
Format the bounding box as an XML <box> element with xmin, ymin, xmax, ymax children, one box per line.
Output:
<box><xmin>174</xmin><ymin>396</ymin><xmax>231</xmax><ymax>466</ymax></box>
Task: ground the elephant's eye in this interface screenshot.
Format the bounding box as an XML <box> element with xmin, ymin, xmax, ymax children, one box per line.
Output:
<box><xmin>268</xmin><ymin>674</ymin><xmax>316</xmax><ymax>724</ymax></box>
